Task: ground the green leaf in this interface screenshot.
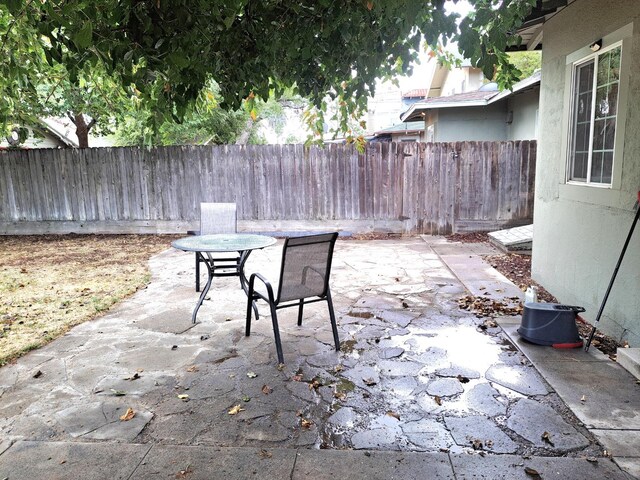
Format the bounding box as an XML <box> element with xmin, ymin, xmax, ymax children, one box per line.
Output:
<box><xmin>73</xmin><ymin>22</ymin><xmax>93</xmax><ymax>49</ymax></box>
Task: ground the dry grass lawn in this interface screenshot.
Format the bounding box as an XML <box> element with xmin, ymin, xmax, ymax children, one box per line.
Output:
<box><xmin>0</xmin><ymin>234</ymin><xmax>179</xmax><ymax>366</ymax></box>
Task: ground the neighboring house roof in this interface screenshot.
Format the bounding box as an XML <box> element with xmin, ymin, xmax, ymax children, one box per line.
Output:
<box><xmin>374</xmin><ymin>121</ymin><xmax>424</xmax><ymax>136</ymax></box>
<box><xmin>507</xmin><ymin>0</ymin><xmax>569</xmax><ymax>51</ymax></box>
<box><xmin>38</xmin><ymin>118</ymin><xmax>79</xmax><ymax>147</ymax></box>
<box><xmin>400</xmin><ymin>71</ymin><xmax>541</xmax><ymax>122</ymax></box>
<box><xmin>403</xmin><ymin>89</ymin><xmax>428</xmax><ymax>99</ymax></box>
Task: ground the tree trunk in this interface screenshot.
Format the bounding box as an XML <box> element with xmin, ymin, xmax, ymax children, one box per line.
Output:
<box><xmin>235</xmin><ymin>117</ymin><xmax>254</xmax><ymax>145</ymax></box>
<box><xmin>74</xmin><ymin>113</ymin><xmax>90</xmax><ymax>148</ymax></box>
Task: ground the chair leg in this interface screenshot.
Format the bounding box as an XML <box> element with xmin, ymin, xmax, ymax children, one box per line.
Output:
<box><xmin>269</xmin><ymin>303</ymin><xmax>285</xmax><ymax>364</ymax></box>
<box><xmin>245</xmin><ymin>289</ymin><xmax>254</xmax><ymax>337</ymax></box>
<box><xmin>195</xmin><ymin>253</ymin><xmax>200</xmax><ymax>292</ymax></box>
<box><xmin>297</xmin><ymin>299</ymin><xmax>304</xmax><ymax>326</ymax></box>
<box><xmin>326</xmin><ymin>289</ymin><xmax>340</xmax><ymax>351</ymax></box>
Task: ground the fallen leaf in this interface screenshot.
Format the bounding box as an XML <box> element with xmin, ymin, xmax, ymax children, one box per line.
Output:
<box><xmin>261</xmin><ymin>385</ymin><xmax>273</xmax><ymax>395</ymax></box>
<box><xmin>309</xmin><ymin>380</ymin><xmax>321</xmax><ymax>390</ymax></box>
<box><xmin>186</xmin><ymin>365</ymin><xmax>198</xmax><ymax>373</ymax></box>
<box><xmin>333</xmin><ymin>364</ymin><xmax>344</xmax><ymax>373</ymax></box>
<box><xmin>110</xmin><ymin>389</ymin><xmax>126</xmax><ymax>396</ymax></box>
<box><xmin>177</xmin><ymin>394</ymin><xmax>190</xmax><ymax>401</ymax></box>
<box><xmin>277</xmin><ymin>363</ymin><xmax>285</xmax><ymax>371</ymax></box>
<box><xmin>32</xmin><ymin>370</ymin><xmax>43</xmax><ymax>379</ymax></box>
<box><xmin>242</xmin><ymin>395</ymin><xmax>251</xmax><ymax>402</ymax></box>
<box><xmin>363</xmin><ymin>377</ymin><xmax>377</xmax><ymax>386</ymax></box>
<box><xmin>120</xmin><ymin>408</ymin><xmax>135</xmax><ymax>421</ymax></box>
<box><xmin>334</xmin><ymin>391</ymin><xmax>347</xmax><ymax>401</ymax></box>
<box><xmin>524</xmin><ymin>466</ymin><xmax>541</xmax><ymax>478</ymax></box>
<box><xmin>175</xmin><ymin>465</ymin><xmax>193</xmax><ymax>478</ymax></box>
<box><xmin>292</xmin><ymin>374</ymin><xmax>303</xmax><ymax>382</ymax></box>
<box><xmin>541</xmin><ymin>431</ymin><xmax>555</xmax><ymax>447</ymax></box>
<box><xmin>258</xmin><ymin>449</ymin><xmax>272</xmax><ymax>459</ymax></box>
<box><xmin>386</xmin><ymin>411</ymin><xmax>400</xmax><ymax>420</ymax></box>
<box><xmin>300</xmin><ymin>418</ymin><xmax>314</xmax><ymax>429</ymax></box>
<box><xmin>60</xmin><ymin>459</ymin><xmax>66</xmax><ymax>465</ymax></box>
<box><xmin>434</xmin><ymin>395</ymin><xmax>442</xmax><ymax>406</ymax></box>
<box><xmin>228</xmin><ymin>404</ymin><xmax>244</xmax><ymax>415</ymax></box>
<box><xmin>471</xmin><ymin>439</ymin><xmax>483</xmax><ymax>450</ymax></box>
<box><xmin>246</xmin><ymin>371</ymin><xmax>258</xmax><ymax>379</ymax></box>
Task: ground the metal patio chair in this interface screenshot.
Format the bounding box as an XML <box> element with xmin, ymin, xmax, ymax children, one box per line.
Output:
<box><xmin>245</xmin><ymin>232</ymin><xmax>340</xmax><ymax>364</ymax></box>
<box><xmin>195</xmin><ymin>202</ymin><xmax>239</xmax><ymax>291</ymax></box>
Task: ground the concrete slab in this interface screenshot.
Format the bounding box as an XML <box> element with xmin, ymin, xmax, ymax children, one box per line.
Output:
<box><xmin>618</xmin><ymin>348</ymin><xmax>640</xmax><ymax>380</ymax></box>
<box><xmin>449</xmin><ymin>453</ymin><xmax>632</xmax><ymax>479</ymax></box>
<box><xmin>501</xmin><ymin>323</ymin><xmax>609</xmax><ymax>363</ymax></box>
<box><xmin>0</xmin><ymin>440</ymin><xmax>150</xmax><ymax>480</ymax></box>
<box><xmin>615</xmin><ymin>458</ymin><xmax>640</xmax><ymax>480</ymax></box>
<box><xmin>525</xmin><ymin>360</ymin><xmax>640</xmax><ymax>429</ymax></box>
<box><xmin>592</xmin><ymin>429</ymin><xmax>640</xmax><ymax>457</ymax></box>
<box><xmin>131</xmin><ymin>445</ymin><xmax>296</xmax><ymax>479</ymax></box>
<box><xmin>292</xmin><ymin>449</ymin><xmax>455</xmax><ymax>479</ymax></box>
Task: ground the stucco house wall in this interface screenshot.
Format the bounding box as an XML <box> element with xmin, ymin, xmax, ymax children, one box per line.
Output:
<box><xmin>532</xmin><ymin>0</ymin><xmax>640</xmax><ymax>344</ymax></box>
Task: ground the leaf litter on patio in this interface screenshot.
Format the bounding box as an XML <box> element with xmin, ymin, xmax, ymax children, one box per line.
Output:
<box><xmin>0</xmin><ymin>234</ymin><xmax>179</xmax><ymax>366</ymax></box>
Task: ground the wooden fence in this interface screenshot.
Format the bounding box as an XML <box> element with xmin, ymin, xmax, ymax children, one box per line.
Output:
<box><xmin>0</xmin><ymin>141</ymin><xmax>536</xmax><ymax>235</ymax></box>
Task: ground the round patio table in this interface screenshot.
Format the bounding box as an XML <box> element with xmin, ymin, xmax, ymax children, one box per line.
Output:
<box><xmin>172</xmin><ymin>234</ymin><xmax>277</xmax><ymax>323</ymax></box>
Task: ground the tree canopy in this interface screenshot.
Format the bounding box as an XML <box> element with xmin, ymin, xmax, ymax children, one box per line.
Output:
<box><xmin>1</xmin><ymin>0</ymin><xmax>536</xmax><ymax>144</ymax></box>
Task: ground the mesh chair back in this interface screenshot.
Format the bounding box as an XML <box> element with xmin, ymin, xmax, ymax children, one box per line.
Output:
<box><xmin>277</xmin><ymin>233</ymin><xmax>338</xmax><ymax>303</ymax></box>
<box><xmin>200</xmin><ymin>203</ymin><xmax>237</xmax><ymax>234</ymax></box>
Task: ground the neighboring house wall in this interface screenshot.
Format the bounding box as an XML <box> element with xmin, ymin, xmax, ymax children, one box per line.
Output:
<box><xmin>532</xmin><ymin>0</ymin><xmax>640</xmax><ymax>344</ymax></box>
<box><xmin>432</xmin><ymin>103</ymin><xmax>508</xmax><ymax>142</ymax></box>
<box><xmin>390</xmin><ymin>131</ymin><xmax>423</xmax><ymax>142</ymax></box>
<box><xmin>507</xmin><ymin>89</ymin><xmax>539</xmax><ymax>140</ymax></box>
<box><xmin>440</xmin><ymin>67</ymin><xmax>485</xmax><ymax>96</ymax></box>
<box><xmin>0</xmin><ymin>127</ymin><xmax>66</xmax><ymax>149</ymax></box>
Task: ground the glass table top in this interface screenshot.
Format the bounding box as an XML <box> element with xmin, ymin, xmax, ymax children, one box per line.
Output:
<box><xmin>172</xmin><ymin>234</ymin><xmax>277</xmax><ymax>253</ymax></box>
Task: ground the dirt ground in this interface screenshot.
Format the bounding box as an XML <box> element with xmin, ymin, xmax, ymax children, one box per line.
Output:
<box><xmin>0</xmin><ymin>234</ymin><xmax>179</xmax><ymax>366</ymax></box>
<box><xmin>446</xmin><ymin>232</ymin><xmax>622</xmax><ymax>357</ymax></box>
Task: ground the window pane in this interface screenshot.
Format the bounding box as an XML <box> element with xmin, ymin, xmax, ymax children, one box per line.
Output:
<box><xmin>590</xmin><ymin>151</ymin><xmax>604</xmax><ymax>183</ymax></box>
<box><xmin>604</xmin><ymin>118</ymin><xmax>616</xmax><ymax>150</ymax></box>
<box><xmin>602</xmin><ymin>152</ymin><xmax>613</xmax><ymax>184</ymax></box>
<box><xmin>572</xmin><ymin>152</ymin><xmax>588</xmax><ymax>181</ymax></box>
<box><xmin>592</xmin><ymin>118</ymin><xmax>605</xmax><ymax>151</ymax></box>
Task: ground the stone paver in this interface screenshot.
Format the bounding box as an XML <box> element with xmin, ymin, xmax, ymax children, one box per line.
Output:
<box><xmin>506</xmin><ymin>398</ymin><xmax>589</xmax><ymax>451</ymax></box>
<box><xmin>444</xmin><ymin>416</ymin><xmax>518</xmax><ymax>454</ymax></box>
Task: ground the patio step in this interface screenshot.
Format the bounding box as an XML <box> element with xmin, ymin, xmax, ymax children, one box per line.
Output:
<box><xmin>617</xmin><ymin>347</ymin><xmax>640</xmax><ymax>381</ymax></box>
<box><xmin>487</xmin><ymin>224</ymin><xmax>533</xmax><ymax>253</ymax></box>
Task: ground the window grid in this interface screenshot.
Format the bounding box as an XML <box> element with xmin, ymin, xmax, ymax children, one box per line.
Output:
<box><xmin>568</xmin><ymin>44</ymin><xmax>621</xmax><ymax>185</ymax></box>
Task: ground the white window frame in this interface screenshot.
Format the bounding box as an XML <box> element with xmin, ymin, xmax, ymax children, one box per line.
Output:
<box><xmin>566</xmin><ymin>41</ymin><xmax>622</xmax><ymax>187</ymax></box>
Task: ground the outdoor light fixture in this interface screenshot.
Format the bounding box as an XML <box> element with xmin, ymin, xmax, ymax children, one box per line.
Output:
<box><xmin>590</xmin><ymin>39</ymin><xmax>602</xmax><ymax>52</ymax></box>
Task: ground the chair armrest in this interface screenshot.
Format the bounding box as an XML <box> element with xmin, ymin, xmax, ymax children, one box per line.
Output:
<box><xmin>249</xmin><ymin>272</ymin><xmax>276</xmax><ymax>304</ymax></box>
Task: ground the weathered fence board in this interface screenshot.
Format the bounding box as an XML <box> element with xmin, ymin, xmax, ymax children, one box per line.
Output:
<box><xmin>0</xmin><ymin>141</ymin><xmax>535</xmax><ymax>235</ymax></box>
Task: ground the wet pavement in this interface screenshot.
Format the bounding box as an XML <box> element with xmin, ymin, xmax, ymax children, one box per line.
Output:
<box><xmin>0</xmin><ymin>237</ymin><xmax>636</xmax><ymax>479</ymax></box>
